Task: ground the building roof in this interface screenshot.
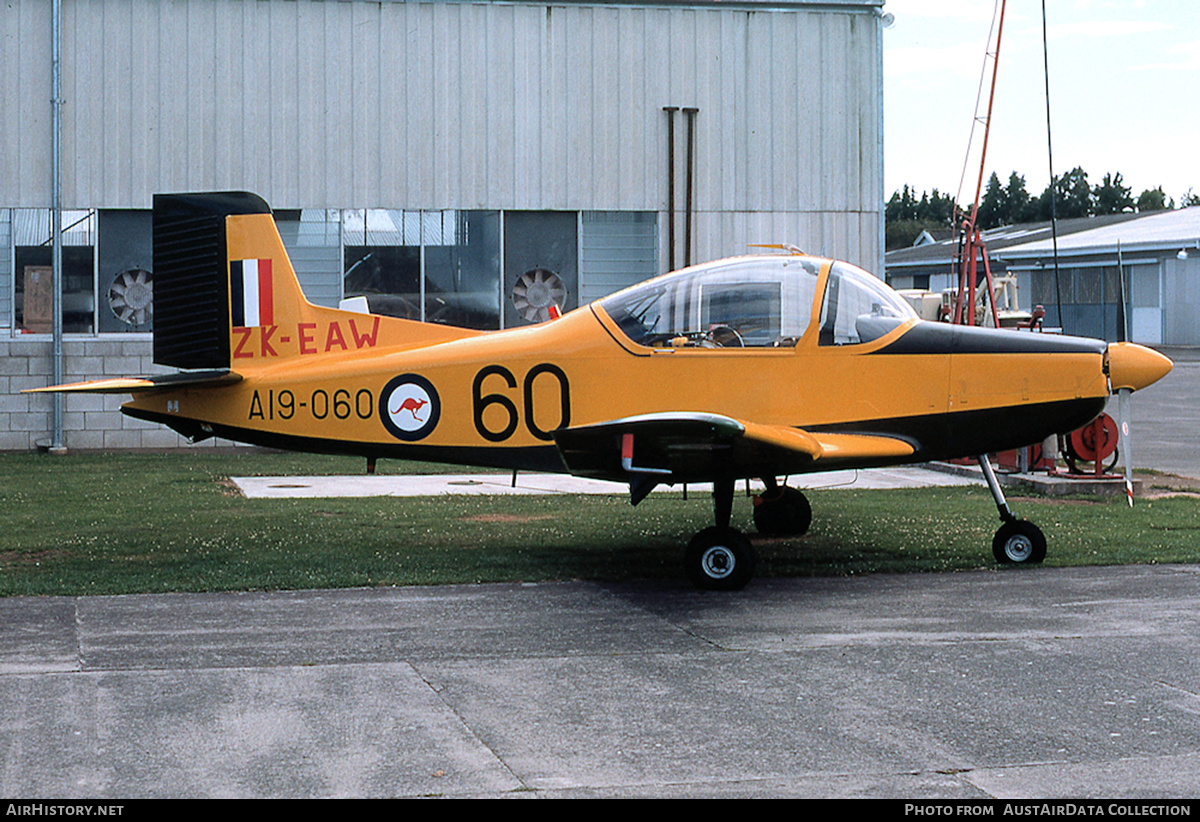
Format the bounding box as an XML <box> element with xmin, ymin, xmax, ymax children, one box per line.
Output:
<box><xmin>885</xmin><ymin>213</ymin><xmax>1144</xmax><ymax>272</ymax></box>
<box><xmin>996</xmin><ymin>206</ymin><xmax>1200</xmax><ymax>261</ymax></box>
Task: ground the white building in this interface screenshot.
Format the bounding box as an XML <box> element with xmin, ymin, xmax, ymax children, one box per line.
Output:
<box><xmin>997</xmin><ymin>207</ymin><xmax>1200</xmax><ymax>346</ymax></box>
<box><xmin>885</xmin><ymin>208</ymin><xmax>1200</xmax><ymax>346</ymax></box>
<box><xmin>2</xmin><ymin>0</ymin><xmax>888</xmax><ymax>450</ymax></box>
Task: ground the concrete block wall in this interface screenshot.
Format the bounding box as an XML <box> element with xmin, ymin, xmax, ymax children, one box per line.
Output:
<box><xmin>2</xmin><ymin>337</ymin><xmax>243</xmax><ymax>451</ymax></box>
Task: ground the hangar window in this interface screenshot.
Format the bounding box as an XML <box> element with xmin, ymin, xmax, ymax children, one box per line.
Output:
<box><xmin>97</xmin><ymin>210</ymin><xmax>153</xmax><ymax>333</ymax></box>
<box><xmin>12</xmin><ymin>209</ymin><xmax>97</xmax><ymax>334</ymax></box>
<box><xmin>342</xmin><ymin>209</ymin><xmax>423</xmax><ymax>322</ymax></box>
<box><xmin>342</xmin><ymin>209</ymin><xmax>501</xmax><ymax>330</ymax></box>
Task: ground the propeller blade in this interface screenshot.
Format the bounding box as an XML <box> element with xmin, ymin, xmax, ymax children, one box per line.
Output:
<box><xmin>1115</xmin><ymin>240</ymin><xmax>1134</xmax><ymax>506</ymax></box>
<box><xmin>1118</xmin><ymin>387</ymin><xmax>1134</xmax><ymax>507</ymax></box>
<box><xmin>1116</xmin><ymin>244</ymin><xmax>1128</xmax><ymax>344</ymax></box>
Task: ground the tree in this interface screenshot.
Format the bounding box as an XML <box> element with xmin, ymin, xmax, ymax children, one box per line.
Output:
<box><xmin>884</xmin><ymin>185</ymin><xmax>962</xmax><ymax>249</ymax></box>
<box><xmin>888</xmin><ymin>171</ymin><xmax>1194</xmax><ymax>250</ymax></box>
<box><xmin>976</xmin><ymin>173</ymin><xmax>1006</xmax><ymax>229</ymax></box>
<box><xmin>919</xmin><ymin>188</ymin><xmax>959</xmax><ymax>224</ymax></box>
<box><xmin>1093</xmin><ymin>172</ymin><xmax>1134</xmax><ymax>215</ymax></box>
<box><xmin>886</xmin><ymin>185</ymin><xmax>919</xmax><ymax>223</ymax></box>
<box><xmin>1136</xmin><ymin>187</ymin><xmax>1172</xmax><ymax>212</ymax></box>
<box><xmin>1056</xmin><ymin>167</ymin><xmax>1094</xmax><ymax>218</ymax></box>
<box><xmin>1027</xmin><ymin>167</ymin><xmax>1092</xmax><ymax>221</ymax></box>
<box><xmin>1004</xmin><ymin>172</ymin><xmax>1033</xmax><ymax>223</ymax></box>
<box><xmin>975</xmin><ymin>172</ymin><xmax>1034</xmax><ymax>228</ymax></box>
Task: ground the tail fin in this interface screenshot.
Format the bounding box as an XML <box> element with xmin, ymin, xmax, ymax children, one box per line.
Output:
<box><xmin>152</xmin><ymin>192</ymin><xmax>479</xmax><ymax>372</ymax></box>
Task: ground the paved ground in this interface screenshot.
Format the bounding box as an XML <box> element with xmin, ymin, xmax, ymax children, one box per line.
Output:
<box><xmin>1130</xmin><ymin>347</ymin><xmax>1200</xmax><ymax>480</ymax></box>
<box><xmin>3</xmin><ymin>566</ymin><xmax>1199</xmax><ymax>799</ymax></box>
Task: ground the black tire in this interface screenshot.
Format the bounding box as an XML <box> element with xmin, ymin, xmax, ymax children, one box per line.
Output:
<box><xmin>753</xmin><ymin>486</ymin><xmax>812</xmax><ymax>536</ymax></box>
<box><xmin>685</xmin><ymin>527</ymin><xmax>757</xmax><ymax>591</ymax></box>
<box><xmin>992</xmin><ymin>520</ymin><xmax>1047</xmax><ymax>565</ymax></box>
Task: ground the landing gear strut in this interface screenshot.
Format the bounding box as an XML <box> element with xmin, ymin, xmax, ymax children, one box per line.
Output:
<box><xmin>979</xmin><ymin>455</ymin><xmax>1046</xmax><ymax>565</ymax></box>
<box><xmin>685</xmin><ymin>477</ymin><xmax>757</xmax><ymax>590</ymax></box>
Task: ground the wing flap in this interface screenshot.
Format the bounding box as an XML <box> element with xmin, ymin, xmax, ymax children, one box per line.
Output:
<box><xmin>804</xmin><ymin>431</ymin><xmax>916</xmax><ymax>461</ymax></box>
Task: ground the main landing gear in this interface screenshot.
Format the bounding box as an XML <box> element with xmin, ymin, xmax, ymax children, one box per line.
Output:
<box><xmin>683</xmin><ymin>459</ymin><xmax>1045</xmax><ymax>589</ymax></box>
<box><xmin>685</xmin><ymin>476</ymin><xmax>812</xmax><ymax>591</ymax></box>
<box><xmin>979</xmin><ymin>455</ymin><xmax>1047</xmax><ymax>565</ymax></box>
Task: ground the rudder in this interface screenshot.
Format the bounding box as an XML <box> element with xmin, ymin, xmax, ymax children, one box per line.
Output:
<box><xmin>152</xmin><ymin>192</ymin><xmax>316</xmax><ymax>370</ymax></box>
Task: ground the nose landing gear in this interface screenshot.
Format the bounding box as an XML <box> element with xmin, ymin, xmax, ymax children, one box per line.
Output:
<box><xmin>979</xmin><ymin>455</ymin><xmax>1046</xmax><ymax>565</ymax></box>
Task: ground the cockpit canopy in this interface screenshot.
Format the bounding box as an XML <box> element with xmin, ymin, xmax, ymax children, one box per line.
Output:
<box><xmin>598</xmin><ymin>255</ymin><xmax>915</xmax><ymax>349</ymax></box>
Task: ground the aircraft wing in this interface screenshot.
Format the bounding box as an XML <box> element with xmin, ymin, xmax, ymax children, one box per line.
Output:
<box><xmin>552</xmin><ymin>412</ymin><xmax>914</xmax><ymax>502</ymax></box>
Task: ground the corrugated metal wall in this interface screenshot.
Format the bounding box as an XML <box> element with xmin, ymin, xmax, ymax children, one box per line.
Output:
<box><xmin>2</xmin><ymin>0</ymin><xmax>882</xmax><ymax>269</ymax></box>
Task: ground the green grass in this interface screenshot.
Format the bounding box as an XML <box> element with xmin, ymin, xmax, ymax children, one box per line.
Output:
<box><xmin>1</xmin><ymin>451</ymin><xmax>1198</xmax><ymax>596</ymax></box>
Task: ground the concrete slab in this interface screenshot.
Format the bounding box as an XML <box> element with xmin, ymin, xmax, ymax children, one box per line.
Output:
<box><xmin>926</xmin><ymin>461</ymin><xmax>1144</xmax><ymax>498</ymax></box>
<box><xmin>230</xmin><ymin>466</ymin><xmax>979</xmax><ymax>499</ymax></box>
<box><xmin>3</xmin><ymin>566</ymin><xmax>1200</xmax><ymax>798</ymax></box>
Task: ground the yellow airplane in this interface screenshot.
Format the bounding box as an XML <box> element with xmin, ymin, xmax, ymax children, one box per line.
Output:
<box><xmin>33</xmin><ymin>192</ymin><xmax>1173</xmax><ymax>590</ymax></box>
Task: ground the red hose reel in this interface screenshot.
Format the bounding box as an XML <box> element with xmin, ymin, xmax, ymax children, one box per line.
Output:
<box><xmin>1061</xmin><ymin>413</ymin><xmax>1120</xmax><ymax>475</ymax></box>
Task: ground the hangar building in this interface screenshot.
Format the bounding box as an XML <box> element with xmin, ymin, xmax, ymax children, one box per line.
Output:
<box><xmin>885</xmin><ymin>208</ymin><xmax>1200</xmax><ymax>345</ymax></box>
<box><xmin>2</xmin><ymin>0</ymin><xmax>887</xmax><ymax>450</ymax></box>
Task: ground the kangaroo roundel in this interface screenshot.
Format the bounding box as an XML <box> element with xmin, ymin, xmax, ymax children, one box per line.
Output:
<box><xmin>380</xmin><ymin>374</ymin><xmax>441</xmax><ymax>441</ymax></box>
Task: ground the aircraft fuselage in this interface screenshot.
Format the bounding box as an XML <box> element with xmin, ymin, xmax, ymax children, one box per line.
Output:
<box><xmin>123</xmin><ymin>306</ymin><xmax>1112</xmax><ymax>479</ymax></box>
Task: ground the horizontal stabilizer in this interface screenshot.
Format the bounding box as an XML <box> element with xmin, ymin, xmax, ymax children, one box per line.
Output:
<box><xmin>24</xmin><ymin>370</ymin><xmax>241</xmax><ymax>395</ymax></box>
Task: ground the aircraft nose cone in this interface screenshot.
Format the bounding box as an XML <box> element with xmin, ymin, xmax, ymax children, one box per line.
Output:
<box><xmin>1108</xmin><ymin>342</ymin><xmax>1173</xmax><ymax>392</ymax></box>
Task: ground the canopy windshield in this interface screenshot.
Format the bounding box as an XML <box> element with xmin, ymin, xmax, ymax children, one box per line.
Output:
<box><xmin>817</xmin><ymin>261</ymin><xmax>917</xmax><ymax>346</ymax></box>
<box><xmin>599</xmin><ymin>256</ymin><xmax>824</xmax><ymax>348</ymax></box>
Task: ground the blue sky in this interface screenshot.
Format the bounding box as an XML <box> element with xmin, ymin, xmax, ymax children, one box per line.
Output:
<box><xmin>882</xmin><ymin>0</ymin><xmax>1200</xmax><ymax>206</ymax></box>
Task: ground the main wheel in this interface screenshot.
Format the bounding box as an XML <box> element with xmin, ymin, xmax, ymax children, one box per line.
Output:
<box><xmin>753</xmin><ymin>486</ymin><xmax>812</xmax><ymax>536</ymax></box>
<box><xmin>685</xmin><ymin>527</ymin><xmax>756</xmax><ymax>591</ymax></box>
<box><xmin>992</xmin><ymin>520</ymin><xmax>1047</xmax><ymax>565</ymax></box>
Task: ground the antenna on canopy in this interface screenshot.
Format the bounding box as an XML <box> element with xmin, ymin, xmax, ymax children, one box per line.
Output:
<box><xmin>748</xmin><ymin>244</ymin><xmax>805</xmax><ymax>256</ymax></box>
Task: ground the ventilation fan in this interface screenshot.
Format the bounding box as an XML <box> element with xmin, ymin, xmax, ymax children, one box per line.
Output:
<box><xmin>512</xmin><ymin>268</ymin><xmax>567</xmax><ymax>324</ymax></box>
<box><xmin>108</xmin><ymin>268</ymin><xmax>153</xmax><ymax>326</ymax></box>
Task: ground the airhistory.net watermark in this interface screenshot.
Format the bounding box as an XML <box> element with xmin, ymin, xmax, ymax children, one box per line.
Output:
<box><xmin>5</xmin><ymin>806</ymin><xmax>123</xmax><ymax>817</ymax></box>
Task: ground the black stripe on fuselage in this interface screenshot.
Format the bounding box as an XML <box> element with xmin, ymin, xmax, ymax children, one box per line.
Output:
<box><xmin>807</xmin><ymin>396</ymin><xmax>1107</xmax><ymax>463</ymax></box>
<box><xmin>874</xmin><ymin>322</ymin><xmax>1107</xmax><ymax>356</ymax></box>
<box><xmin>121</xmin><ymin>406</ymin><xmax>568</xmax><ymax>473</ymax></box>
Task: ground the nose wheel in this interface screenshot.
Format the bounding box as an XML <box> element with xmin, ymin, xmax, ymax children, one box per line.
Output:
<box><xmin>993</xmin><ymin>519</ymin><xmax>1047</xmax><ymax>564</ymax></box>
